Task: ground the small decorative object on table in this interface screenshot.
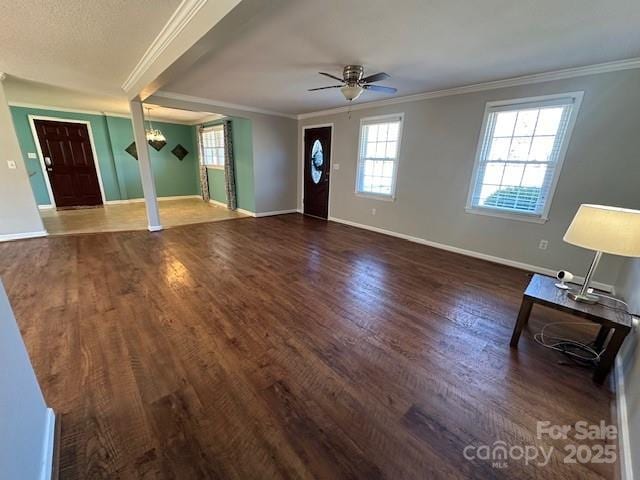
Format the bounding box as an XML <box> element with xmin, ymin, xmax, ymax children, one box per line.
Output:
<box><xmin>554</xmin><ymin>270</ymin><xmax>573</xmax><ymax>290</ymax></box>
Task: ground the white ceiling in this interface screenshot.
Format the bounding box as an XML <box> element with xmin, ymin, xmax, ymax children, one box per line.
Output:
<box><xmin>162</xmin><ymin>0</ymin><xmax>640</xmax><ymax>115</ymax></box>
<box><xmin>0</xmin><ymin>0</ymin><xmax>181</xmax><ymax>95</ymax></box>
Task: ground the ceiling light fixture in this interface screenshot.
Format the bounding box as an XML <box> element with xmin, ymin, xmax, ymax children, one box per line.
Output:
<box><xmin>341</xmin><ymin>85</ymin><xmax>363</xmax><ymax>101</ymax></box>
<box><xmin>145</xmin><ymin>107</ymin><xmax>166</xmax><ymax>143</ymax></box>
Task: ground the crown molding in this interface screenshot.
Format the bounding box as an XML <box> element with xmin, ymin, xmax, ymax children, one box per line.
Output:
<box><xmin>297</xmin><ymin>57</ymin><xmax>640</xmax><ymax>120</ymax></box>
<box><xmin>152</xmin><ymin>91</ymin><xmax>298</xmax><ymax>119</ymax></box>
<box><xmin>121</xmin><ymin>0</ymin><xmax>208</xmax><ymax>93</ymax></box>
<box><xmin>7</xmin><ymin>101</ymin><xmax>207</xmax><ymax>125</ymax></box>
<box><xmin>8</xmin><ymin>101</ymin><xmax>108</xmax><ymax>116</ymax></box>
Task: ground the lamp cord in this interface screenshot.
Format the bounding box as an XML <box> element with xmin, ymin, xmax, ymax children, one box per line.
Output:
<box><xmin>533</xmin><ymin>322</ymin><xmax>604</xmax><ymax>364</ymax></box>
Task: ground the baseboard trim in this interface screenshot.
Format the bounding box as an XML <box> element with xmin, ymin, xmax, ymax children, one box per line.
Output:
<box><xmin>0</xmin><ymin>230</ymin><xmax>48</xmax><ymax>242</ymax></box>
<box><xmin>38</xmin><ymin>204</ymin><xmax>54</xmax><ymax>210</ymax></box>
<box><xmin>148</xmin><ymin>225</ymin><xmax>163</xmax><ymax>232</ymax></box>
<box><xmin>328</xmin><ymin>216</ymin><xmax>614</xmax><ymax>292</ymax></box>
<box><xmin>105</xmin><ymin>195</ymin><xmax>201</xmax><ymax>205</ymax></box>
<box><xmin>255</xmin><ymin>209</ymin><xmax>298</xmax><ymax>218</ymax></box>
<box><xmin>208</xmin><ymin>199</ymin><xmax>228</xmax><ymax>208</ymax></box>
<box><xmin>615</xmin><ymin>350</ymin><xmax>634</xmax><ymax>480</ymax></box>
<box><xmin>50</xmin><ymin>413</ymin><xmax>61</xmax><ymax>480</ymax></box>
<box><xmin>40</xmin><ymin>408</ymin><xmax>56</xmax><ymax>480</ymax></box>
<box><xmin>237</xmin><ymin>208</ymin><xmax>256</xmax><ymax>217</ymax></box>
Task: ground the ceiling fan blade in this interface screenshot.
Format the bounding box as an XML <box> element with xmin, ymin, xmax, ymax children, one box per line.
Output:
<box><xmin>319</xmin><ymin>72</ymin><xmax>345</xmax><ymax>82</ymax></box>
<box><xmin>364</xmin><ymin>84</ymin><xmax>397</xmax><ymax>94</ymax></box>
<box><xmin>308</xmin><ymin>85</ymin><xmax>343</xmax><ymax>91</ymax></box>
<box><xmin>361</xmin><ymin>72</ymin><xmax>390</xmax><ymax>84</ymax></box>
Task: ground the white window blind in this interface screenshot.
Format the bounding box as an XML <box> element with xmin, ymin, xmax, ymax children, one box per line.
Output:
<box><xmin>356</xmin><ymin>114</ymin><xmax>403</xmax><ymax>198</ymax></box>
<box><xmin>200</xmin><ymin>125</ymin><xmax>225</xmax><ymax>167</ymax></box>
<box><xmin>467</xmin><ymin>93</ymin><xmax>582</xmax><ymax>220</ymax></box>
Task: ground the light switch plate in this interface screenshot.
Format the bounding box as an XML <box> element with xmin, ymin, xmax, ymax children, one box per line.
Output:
<box><xmin>27</xmin><ymin>152</ymin><xmax>37</xmax><ymax>159</ymax></box>
<box><xmin>7</xmin><ymin>160</ymin><xmax>17</xmax><ymax>169</ymax></box>
<box><xmin>333</xmin><ymin>164</ymin><xmax>340</xmax><ymax>170</ymax></box>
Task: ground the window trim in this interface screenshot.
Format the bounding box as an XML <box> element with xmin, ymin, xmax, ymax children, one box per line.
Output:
<box><xmin>465</xmin><ymin>91</ymin><xmax>584</xmax><ymax>223</ymax></box>
<box><xmin>199</xmin><ymin>124</ymin><xmax>226</xmax><ymax>170</ymax></box>
<box><xmin>355</xmin><ymin>113</ymin><xmax>405</xmax><ymax>201</ymax></box>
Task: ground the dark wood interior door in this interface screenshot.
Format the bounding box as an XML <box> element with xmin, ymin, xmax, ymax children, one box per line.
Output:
<box><xmin>303</xmin><ymin>126</ymin><xmax>331</xmax><ymax>219</ymax></box>
<box><xmin>34</xmin><ymin>119</ymin><xmax>102</xmax><ymax>208</ymax></box>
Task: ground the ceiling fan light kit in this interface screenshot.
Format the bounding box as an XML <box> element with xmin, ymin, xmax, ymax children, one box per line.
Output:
<box><xmin>341</xmin><ymin>85</ymin><xmax>363</xmax><ymax>101</ymax></box>
<box><xmin>309</xmin><ymin>64</ymin><xmax>397</xmax><ymax>103</ymax></box>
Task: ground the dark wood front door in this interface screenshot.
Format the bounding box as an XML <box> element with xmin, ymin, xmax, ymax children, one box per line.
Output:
<box><xmin>34</xmin><ymin>119</ymin><xmax>103</xmax><ymax>208</ymax></box>
<box><xmin>303</xmin><ymin>126</ymin><xmax>331</xmax><ymax>219</ymax></box>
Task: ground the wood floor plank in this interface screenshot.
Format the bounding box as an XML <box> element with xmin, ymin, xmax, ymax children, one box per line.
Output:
<box><xmin>0</xmin><ymin>214</ymin><xmax>615</xmax><ymax>479</ymax></box>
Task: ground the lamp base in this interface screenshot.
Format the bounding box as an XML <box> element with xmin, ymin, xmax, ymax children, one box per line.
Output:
<box><xmin>567</xmin><ymin>290</ymin><xmax>599</xmax><ymax>304</ymax></box>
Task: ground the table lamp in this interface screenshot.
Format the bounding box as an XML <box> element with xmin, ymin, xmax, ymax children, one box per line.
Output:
<box><xmin>563</xmin><ymin>204</ymin><xmax>640</xmax><ymax>303</ymax></box>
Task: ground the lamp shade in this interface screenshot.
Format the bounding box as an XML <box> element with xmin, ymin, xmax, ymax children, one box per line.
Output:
<box><xmin>563</xmin><ymin>204</ymin><xmax>640</xmax><ymax>257</ymax></box>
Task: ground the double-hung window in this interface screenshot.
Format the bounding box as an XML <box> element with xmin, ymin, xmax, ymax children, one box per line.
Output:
<box><xmin>466</xmin><ymin>92</ymin><xmax>582</xmax><ymax>222</ymax></box>
<box><xmin>356</xmin><ymin>114</ymin><xmax>404</xmax><ymax>199</ymax></box>
<box><xmin>199</xmin><ymin>124</ymin><xmax>225</xmax><ymax>168</ymax></box>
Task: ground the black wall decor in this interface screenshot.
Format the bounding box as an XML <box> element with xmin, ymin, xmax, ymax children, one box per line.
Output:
<box><xmin>148</xmin><ymin>139</ymin><xmax>167</xmax><ymax>151</ymax></box>
<box><xmin>171</xmin><ymin>144</ymin><xmax>189</xmax><ymax>161</ymax></box>
<box><xmin>125</xmin><ymin>142</ymin><xmax>138</xmax><ymax>160</ymax></box>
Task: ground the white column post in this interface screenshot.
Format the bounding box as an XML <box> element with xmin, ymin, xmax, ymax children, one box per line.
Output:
<box><xmin>129</xmin><ymin>99</ymin><xmax>162</xmax><ymax>231</ymax></box>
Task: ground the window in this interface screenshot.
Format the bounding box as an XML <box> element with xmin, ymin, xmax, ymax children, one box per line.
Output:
<box><xmin>466</xmin><ymin>93</ymin><xmax>583</xmax><ymax>222</ymax></box>
<box><xmin>356</xmin><ymin>114</ymin><xmax>404</xmax><ymax>199</ymax></box>
<box><xmin>199</xmin><ymin>125</ymin><xmax>225</xmax><ymax>168</ymax></box>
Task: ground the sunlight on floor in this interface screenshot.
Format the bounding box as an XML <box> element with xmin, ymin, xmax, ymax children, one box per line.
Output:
<box><xmin>40</xmin><ymin>198</ymin><xmax>248</xmax><ymax>235</ymax></box>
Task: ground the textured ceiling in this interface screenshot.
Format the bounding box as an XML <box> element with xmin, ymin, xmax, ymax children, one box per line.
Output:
<box><xmin>163</xmin><ymin>0</ymin><xmax>640</xmax><ymax>115</ymax></box>
<box><xmin>0</xmin><ymin>0</ymin><xmax>181</xmax><ymax>95</ymax></box>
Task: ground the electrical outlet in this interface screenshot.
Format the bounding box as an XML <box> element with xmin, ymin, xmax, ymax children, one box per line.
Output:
<box><xmin>371</xmin><ymin>208</ymin><xmax>376</xmax><ymax>216</ymax></box>
<box><xmin>538</xmin><ymin>239</ymin><xmax>548</xmax><ymax>250</ymax></box>
<box><xmin>333</xmin><ymin>163</ymin><xmax>340</xmax><ymax>170</ymax></box>
<box><xmin>27</xmin><ymin>152</ymin><xmax>37</xmax><ymax>159</ymax></box>
<box><xmin>7</xmin><ymin>160</ymin><xmax>16</xmax><ymax>169</ymax></box>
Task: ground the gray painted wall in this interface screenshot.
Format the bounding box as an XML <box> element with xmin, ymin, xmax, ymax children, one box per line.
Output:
<box><xmin>298</xmin><ymin>69</ymin><xmax>640</xmax><ymax>285</ymax></box>
<box><xmin>0</xmin><ymin>78</ymin><xmax>44</xmax><ymax>238</ymax></box>
<box><xmin>0</xmin><ymin>280</ymin><xmax>53</xmax><ymax>479</ymax></box>
<box><xmin>251</xmin><ymin>113</ymin><xmax>298</xmax><ymax>213</ymax></box>
<box><xmin>616</xmin><ymin>258</ymin><xmax>640</xmax><ymax>480</ymax></box>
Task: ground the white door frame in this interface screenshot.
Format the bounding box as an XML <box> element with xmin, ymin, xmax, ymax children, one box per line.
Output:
<box><xmin>300</xmin><ymin>123</ymin><xmax>334</xmax><ymax>218</ymax></box>
<box><xmin>28</xmin><ymin>115</ymin><xmax>107</xmax><ymax>207</ymax></box>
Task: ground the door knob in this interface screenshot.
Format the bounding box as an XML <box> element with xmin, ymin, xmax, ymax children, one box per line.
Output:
<box><xmin>44</xmin><ymin>157</ymin><xmax>52</xmax><ymax>167</ymax></box>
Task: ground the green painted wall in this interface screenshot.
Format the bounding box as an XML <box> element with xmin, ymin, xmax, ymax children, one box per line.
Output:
<box><xmin>10</xmin><ymin>106</ymin><xmax>199</xmax><ymax>205</ymax></box>
<box><xmin>201</xmin><ymin>117</ymin><xmax>255</xmax><ymax>212</ymax></box>
<box><xmin>106</xmin><ymin>116</ymin><xmax>199</xmax><ymax>199</ymax></box>
<box><xmin>207</xmin><ymin>168</ymin><xmax>227</xmax><ymax>203</ymax></box>
<box><xmin>11</xmin><ymin>107</ymin><xmax>121</xmax><ymax>204</ymax></box>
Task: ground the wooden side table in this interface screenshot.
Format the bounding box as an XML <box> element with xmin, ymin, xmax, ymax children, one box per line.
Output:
<box><xmin>510</xmin><ymin>274</ymin><xmax>632</xmax><ymax>384</ymax></box>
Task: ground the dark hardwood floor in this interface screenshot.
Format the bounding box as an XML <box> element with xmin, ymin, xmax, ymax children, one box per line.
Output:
<box><xmin>0</xmin><ymin>214</ymin><xmax>615</xmax><ymax>479</ymax></box>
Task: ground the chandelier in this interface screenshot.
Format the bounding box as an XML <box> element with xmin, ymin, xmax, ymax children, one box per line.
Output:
<box><xmin>145</xmin><ymin>107</ymin><xmax>166</xmax><ymax>143</ymax></box>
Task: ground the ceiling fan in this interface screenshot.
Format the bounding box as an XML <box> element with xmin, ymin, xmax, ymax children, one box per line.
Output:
<box><xmin>308</xmin><ymin>65</ymin><xmax>397</xmax><ymax>102</ymax></box>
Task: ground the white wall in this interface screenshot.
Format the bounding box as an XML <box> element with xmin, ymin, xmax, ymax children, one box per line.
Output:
<box><xmin>0</xmin><ymin>280</ymin><xmax>55</xmax><ymax>480</ymax></box>
<box><xmin>0</xmin><ymin>75</ymin><xmax>45</xmax><ymax>240</ymax></box>
<box><xmin>298</xmin><ymin>68</ymin><xmax>640</xmax><ymax>286</ymax></box>
<box><xmin>616</xmin><ymin>258</ymin><xmax>640</xmax><ymax>480</ymax></box>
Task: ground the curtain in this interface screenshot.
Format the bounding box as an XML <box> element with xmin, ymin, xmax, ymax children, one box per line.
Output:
<box><xmin>197</xmin><ymin>125</ymin><xmax>210</xmax><ymax>202</ymax></box>
<box><xmin>223</xmin><ymin>120</ymin><xmax>237</xmax><ymax>210</ymax></box>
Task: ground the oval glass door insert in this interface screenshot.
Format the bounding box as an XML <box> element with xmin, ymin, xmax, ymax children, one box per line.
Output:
<box><xmin>311</xmin><ymin>139</ymin><xmax>323</xmax><ymax>184</ymax></box>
